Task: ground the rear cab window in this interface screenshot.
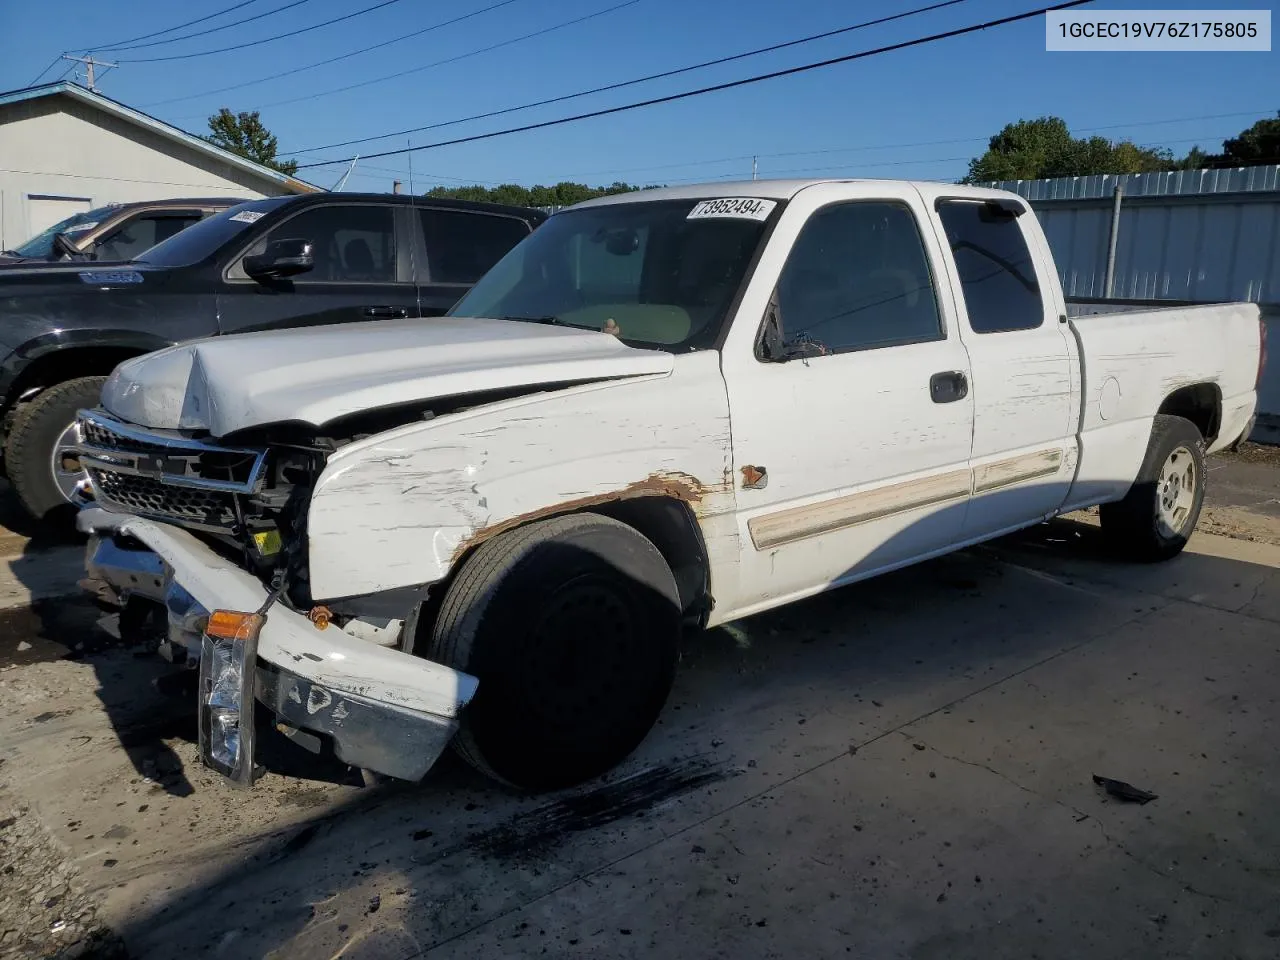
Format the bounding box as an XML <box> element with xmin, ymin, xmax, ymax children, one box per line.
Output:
<box><xmin>935</xmin><ymin>200</ymin><xmax>1044</xmax><ymax>333</ymax></box>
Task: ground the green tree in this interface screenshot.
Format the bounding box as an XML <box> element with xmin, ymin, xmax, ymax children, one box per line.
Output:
<box><xmin>203</xmin><ymin>108</ymin><xmax>298</xmax><ymax>176</ymax></box>
<box><xmin>1172</xmin><ymin>145</ymin><xmax>1212</xmax><ymax>170</ymax></box>
<box><xmin>425</xmin><ymin>180</ymin><xmax>656</xmax><ymax>205</ymax></box>
<box><xmin>1214</xmin><ymin>112</ymin><xmax>1280</xmax><ymax>166</ymax></box>
<box><xmin>963</xmin><ymin>116</ymin><xmax>1175</xmax><ymax>183</ymax></box>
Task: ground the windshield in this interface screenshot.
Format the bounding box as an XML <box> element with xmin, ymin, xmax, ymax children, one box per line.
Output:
<box><xmin>11</xmin><ymin>206</ymin><xmax>116</xmax><ymax>258</ymax></box>
<box><xmin>447</xmin><ymin>198</ymin><xmax>777</xmax><ymax>352</ymax></box>
<box><xmin>135</xmin><ymin>197</ymin><xmax>292</xmax><ymax>268</ymax></box>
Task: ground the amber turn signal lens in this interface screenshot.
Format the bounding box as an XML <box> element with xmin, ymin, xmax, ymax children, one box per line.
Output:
<box><xmin>205</xmin><ymin>610</ymin><xmax>265</xmax><ymax>641</ymax></box>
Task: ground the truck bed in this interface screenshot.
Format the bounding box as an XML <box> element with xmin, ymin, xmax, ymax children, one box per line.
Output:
<box><xmin>1061</xmin><ymin>299</ymin><xmax>1262</xmax><ymax>511</ymax></box>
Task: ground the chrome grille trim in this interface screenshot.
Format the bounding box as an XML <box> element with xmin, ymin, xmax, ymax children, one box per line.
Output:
<box><xmin>76</xmin><ymin>409</ymin><xmax>267</xmax><ymax>494</ymax></box>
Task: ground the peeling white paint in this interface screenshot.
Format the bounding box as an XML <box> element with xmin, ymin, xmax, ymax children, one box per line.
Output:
<box><xmin>306</xmin><ymin>351</ymin><xmax>737</xmax><ymax>601</ymax></box>
<box><xmin>305</xmin><ymin>685</ymin><xmax>332</xmax><ymax>716</ymax></box>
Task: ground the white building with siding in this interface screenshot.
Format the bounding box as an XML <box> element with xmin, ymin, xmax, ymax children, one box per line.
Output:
<box><xmin>0</xmin><ymin>81</ymin><xmax>317</xmax><ymax>250</ymax></box>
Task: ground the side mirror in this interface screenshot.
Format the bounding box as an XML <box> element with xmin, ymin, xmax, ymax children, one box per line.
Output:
<box><xmin>243</xmin><ymin>238</ymin><xmax>314</xmax><ymax>281</ymax></box>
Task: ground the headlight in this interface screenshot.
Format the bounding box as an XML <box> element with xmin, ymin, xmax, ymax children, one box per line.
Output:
<box><xmin>198</xmin><ymin>610</ymin><xmax>264</xmax><ymax>787</ymax></box>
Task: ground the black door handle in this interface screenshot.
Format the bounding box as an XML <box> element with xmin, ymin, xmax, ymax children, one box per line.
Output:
<box><xmin>930</xmin><ymin>370</ymin><xmax>969</xmax><ymax>403</ymax></box>
<box><xmin>364</xmin><ymin>305</ymin><xmax>409</xmax><ymax>319</ymax></box>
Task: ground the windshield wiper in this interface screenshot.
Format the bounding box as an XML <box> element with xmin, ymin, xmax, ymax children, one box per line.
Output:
<box><xmin>497</xmin><ymin>314</ymin><xmax>566</xmax><ymax>326</ymax></box>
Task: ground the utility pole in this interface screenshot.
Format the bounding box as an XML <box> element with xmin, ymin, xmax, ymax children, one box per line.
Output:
<box><xmin>407</xmin><ymin>139</ymin><xmax>415</xmax><ymax>195</ymax></box>
<box><xmin>752</xmin><ymin>155</ymin><xmax>758</xmax><ymax>181</ymax></box>
<box><xmin>61</xmin><ymin>54</ymin><xmax>116</xmax><ymax>93</ymax></box>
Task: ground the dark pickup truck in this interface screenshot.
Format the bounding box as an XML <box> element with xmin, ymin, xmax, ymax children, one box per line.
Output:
<box><xmin>0</xmin><ymin>192</ymin><xmax>547</xmax><ymax>521</ymax></box>
<box><xmin>0</xmin><ymin>197</ymin><xmax>244</xmax><ymax>266</ymax></box>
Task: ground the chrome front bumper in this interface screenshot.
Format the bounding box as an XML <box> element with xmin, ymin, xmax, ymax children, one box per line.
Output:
<box><xmin>78</xmin><ymin>507</ymin><xmax>479</xmax><ymax>783</ymax></box>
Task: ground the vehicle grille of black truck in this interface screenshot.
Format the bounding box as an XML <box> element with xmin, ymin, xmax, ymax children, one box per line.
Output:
<box><xmin>76</xmin><ymin>409</ymin><xmax>267</xmax><ymax>534</ymax></box>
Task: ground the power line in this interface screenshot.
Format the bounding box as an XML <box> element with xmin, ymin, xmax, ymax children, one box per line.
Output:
<box><xmin>296</xmin><ymin>114</ymin><xmax>1267</xmax><ymax>202</ymax></box>
<box><xmin>102</xmin><ymin>0</ymin><xmax>311</xmax><ymax>53</ymax></box>
<box><xmin>514</xmin><ymin>111</ymin><xmax>1274</xmax><ymax>181</ymax></box>
<box><xmin>28</xmin><ymin>54</ymin><xmax>67</xmax><ymax>86</ymax></box>
<box><xmin>282</xmin><ymin>0</ymin><xmax>973</xmax><ymax>157</ymax></box>
<box><xmin>244</xmin><ymin>0</ymin><xmax>645</xmax><ymax>116</ymax></box>
<box><xmin>144</xmin><ymin>0</ymin><xmax>525</xmax><ymax>108</ymax></box>
<box><xmin>117</xmin><ymin>0</ymin><xmax>408</xmax><ymax>63</ymax></box>
<box><xmin>88</xmin><ymin>0</ymin><xmax>263</xmax><ymax>51</ymax></box>
<box><xmin>297</xmin><ymin>0</ymin><xmax>1097</xmax><ymax>169</ymax></box>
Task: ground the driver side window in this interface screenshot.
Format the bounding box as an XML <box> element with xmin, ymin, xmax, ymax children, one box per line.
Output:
<box><xmin>774</xmin><ymin>201</ymin><xmax>942</xmax><ymax>356</ymax></box>
<box><xmin>245</xmin><ymin>205</ymin><xmax>397</xmax><ymax>283</ymax></box>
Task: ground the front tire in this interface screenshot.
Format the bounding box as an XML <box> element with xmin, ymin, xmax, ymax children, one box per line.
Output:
<box><xmin>428</xmin><ymin>513</ymin><xmax>681</xmax><ymax>791</ymax></box>
<box><xmin>1099</xmin><ymin>414</ymin><xmax>1206</xmax><ymax>562</ymax></box>
<box><xmin>5</xmin><ymin>376</ymin><xmax>106</xmax><ymax>523</ymax></box>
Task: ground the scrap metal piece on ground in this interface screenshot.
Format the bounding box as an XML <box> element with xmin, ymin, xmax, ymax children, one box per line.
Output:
<box><xmin>1092</xmin><ymin>774</ymin><xmax>1158</xmax><ymax>804</ymax></box>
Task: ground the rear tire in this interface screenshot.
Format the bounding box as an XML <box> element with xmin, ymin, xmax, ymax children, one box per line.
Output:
<box><xmin>1099</xmin><ymin>414</ymin><xmax>1206</xmax><ymax>562</ymax></box>
<box><xmin>428</xmin><ymin>513</ymin><xmax>680</xmax><ymax>791</ymax></box>
<box><xmin>5</xmin><ymin>376</ymin><xmax>106</xmax><ymax>523</ymax></box>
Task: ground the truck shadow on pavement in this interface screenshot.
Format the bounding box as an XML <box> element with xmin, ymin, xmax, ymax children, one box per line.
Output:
<box><xmin>80</xmin><ymin>499</ymin><xmax>1280</xmax><ymax>959</ymax></box>
<box><xmin>1</xmin><ymin>527</ymin><xmax>365</xmax><ymax>803</ymax></box>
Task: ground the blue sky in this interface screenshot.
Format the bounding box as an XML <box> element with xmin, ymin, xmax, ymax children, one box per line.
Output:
<box><xmin>2</xmin><ymin>0</ymin><xmax>1275</xmax><ymax>192</ymax></box>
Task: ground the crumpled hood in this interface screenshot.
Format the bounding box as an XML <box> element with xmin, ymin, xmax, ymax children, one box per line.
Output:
<box><xmin>101</xmin><ymin>316</ymin><xmax>674</xmax><ymax>437</ymax></box>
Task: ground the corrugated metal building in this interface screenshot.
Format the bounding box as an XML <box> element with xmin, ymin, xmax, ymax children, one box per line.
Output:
<box><xmin>0</xmin><ymin>81</ymin><xmax>318</xmax><ymax>250</ymax></box>
<box><xmin>987</xmin><ymin>166</ymin><xmax>1279</xmax><ymax>439</ymax></box>
<box><xmin>987</xmin><ymin>166</ymin><xmax>1280</xmax><ymax>305</ymax></box>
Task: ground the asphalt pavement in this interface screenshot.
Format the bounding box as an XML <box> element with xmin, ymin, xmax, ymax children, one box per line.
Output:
<box><xmin>0</xmin><ymin>452</ymin><xmax>1277</xmax><ymax>959</ymax></box>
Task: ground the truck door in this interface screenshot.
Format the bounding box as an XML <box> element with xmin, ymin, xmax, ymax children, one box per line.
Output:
<box><xmin>928</xmin><ymin>194</ymin><xmax>1079</xmax><ymax>541</ymax></box>
<box><xmin>216</xmin><ymin>201</ymin><xmax>419</xmax><ymax>334</ymax></box>
<box><xmin>719</xmin><ymin>182</ymin><xmax>975</xmax><ymax>616</ymax></box>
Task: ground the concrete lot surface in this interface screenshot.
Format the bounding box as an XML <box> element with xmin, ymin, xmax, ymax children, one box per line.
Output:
<box><xmin>1</xmin><ymin>449</ymin><xmax>1278</xmax><ymax>959</ymax></box>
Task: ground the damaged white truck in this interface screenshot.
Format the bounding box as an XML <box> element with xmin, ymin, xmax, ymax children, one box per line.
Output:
<box><xmin>74</xmin><ymin>179</ymin><xmax>1264</xmax><ymax>791</ymax></box>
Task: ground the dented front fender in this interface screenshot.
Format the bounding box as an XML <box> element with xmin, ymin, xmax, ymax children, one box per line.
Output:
<box><xmin>306</xmin><ymin>352</ymin><xmax>738</xmax><ymax>601</ymax></box>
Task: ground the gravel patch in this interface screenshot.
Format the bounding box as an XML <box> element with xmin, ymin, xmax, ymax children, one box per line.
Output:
<box><xmin>0</xmin><ymin>798</ymin><xmax>127</xmax><ymax>960</ymax></box>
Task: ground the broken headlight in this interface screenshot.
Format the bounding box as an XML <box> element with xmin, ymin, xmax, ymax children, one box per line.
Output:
<box><xmin>197</xmin><ymin>610</ymin><xmax>264</xmax><ymax>787</ymax></box>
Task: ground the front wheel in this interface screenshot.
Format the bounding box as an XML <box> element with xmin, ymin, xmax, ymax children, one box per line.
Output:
<box><xmin>427</xmin><ymin>513</ymin><xmax>681</xmax><ymax>791</ymax></box>
<box><xmin>5</xmin><ymin>376</ymin><xmax>106</xmax><ymax>523</ymax></box>
<box><xmin>1099</xmin><ymin>414</ymin><xmax>1206</xmax><ymax>562</ymax></box>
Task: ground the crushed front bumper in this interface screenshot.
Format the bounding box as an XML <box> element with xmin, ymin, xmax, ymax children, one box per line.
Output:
<box><xmin>78</xmin><ymin>507</ymin><xmax>478</xmax><ymax>785</ymax></box>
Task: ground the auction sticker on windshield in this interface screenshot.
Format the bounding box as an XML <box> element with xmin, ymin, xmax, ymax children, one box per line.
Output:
<box><xmin>687</xmin><ymin>198</ymin><xmax>777</xmax><ymax>221</ymax></box>
<box><xmin>229</xmin><ymin>210</ymin><xmax>266</xmax><ymax>224</ymax></box>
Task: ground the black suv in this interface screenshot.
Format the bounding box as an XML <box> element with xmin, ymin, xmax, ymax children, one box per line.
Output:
<box><xmin>0</xmin><ymin>197</ymin><xmax>245</xmax><ymax>266</ymax></box>
<box><xmin>0</xmin><ymin>192</ymin><xmax>547</xmax><ymax>521</ymax></box>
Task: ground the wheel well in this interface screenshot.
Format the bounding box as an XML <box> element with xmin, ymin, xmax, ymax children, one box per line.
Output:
<box><xmin>1158</xmin><ymin>383</ymin><xmax>1221</xmax><ymax>442</ymax></box>
<box><xmin>592</xmin><ymin>497</ymin><xmax>711</xmax><ymax>623</ymax></box>
<box><xmin>5</xmin><ymin>347</ymin><xmax>142</xmax><ymax>414</ymax></box>
<box><xmin>410</xmin><ymin>495</ymin><xmax>713</xmax><ymax>654</ymax></box>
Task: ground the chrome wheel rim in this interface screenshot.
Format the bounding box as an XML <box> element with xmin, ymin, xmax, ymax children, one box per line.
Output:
<box><xmin>1156</xmin><ymin>445</ymin><xmax>1197</xmax><ymax>538</ymax></box>
<box><xmin>50</xmin><ymin>421</ymin><xmax>83</xmax><ymax>503</ymax></box>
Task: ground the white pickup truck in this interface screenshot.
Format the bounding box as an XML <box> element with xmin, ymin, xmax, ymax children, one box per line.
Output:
<box><xmin>75</xmin><ymin>179</ymin><xmax>1264</xmax><ymax>791</ymax></box>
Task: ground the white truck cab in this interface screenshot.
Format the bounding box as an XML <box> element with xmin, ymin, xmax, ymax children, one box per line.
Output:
<box><xmin>75</xmin><ymin>179</ymin><xmax>1263</xmax><ymax>791</ymax></box>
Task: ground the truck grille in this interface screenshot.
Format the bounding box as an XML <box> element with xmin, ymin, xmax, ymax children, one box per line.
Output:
<box><xmin>87</xmin><ymin>468</ymin><xmax>239</xmax><ymax>528</ymax></box>
<box><xmin>76</xmin><ymin>409</ymin><xmax>266</xmax><ymax>532</ymax></box>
